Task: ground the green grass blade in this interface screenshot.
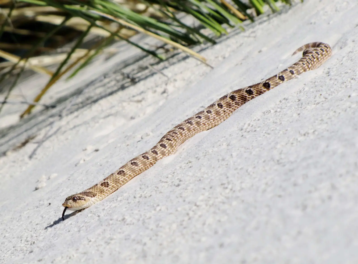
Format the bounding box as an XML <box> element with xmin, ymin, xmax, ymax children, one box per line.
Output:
<box><xmin>143</xmin><ymin>0</ymin><xmax>216</xmax><ymax>43</ymax></box>
<box><xmin>264</xmin><ymin>0</ymin><xmax>280</xmax><ymax>12</ymax></box>
<box><xmin>206</xmin><ymin>0</ymin><xmax>242</xmax><ymax>24</ymax></box>
<box><xmin>250</xmin><ymin>0</ymin><xmax>265</xmax><ymax>14</ymax></box>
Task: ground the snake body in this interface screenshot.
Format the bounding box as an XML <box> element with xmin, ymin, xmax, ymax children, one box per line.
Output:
<box><xmin>62</xmin><ymin>42</ymin><xmax>332</xmax><ymax>220</ymax></box>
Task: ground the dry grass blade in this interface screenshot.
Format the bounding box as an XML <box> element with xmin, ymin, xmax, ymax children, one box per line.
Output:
<box><xmin>19</xmin><ymin>49</ymin><xmax>91</xmax><ymax>118</ymax></box>
<box><xmin>0</xmin><ymin>48</ymin><xmax>116</xmax><ymax>69</ymax></box>
<box><xmin>20</xmin><ymin>24</ymin><xmax>93</xmax><ymax>118</ymax></box>
<box><xmin>0</xmin><ymin>15</ymin><xmax>70</xmax><ymax>114</ymax></box>
<box><xmin>221</xmin><ymin>0</ymin><xmax>247</xmax><ymax>20</ymax></box>
<box><xmin>0</xmin><ymin>49</ymin><xmax>53</xmax><ymax>76</ymax></box>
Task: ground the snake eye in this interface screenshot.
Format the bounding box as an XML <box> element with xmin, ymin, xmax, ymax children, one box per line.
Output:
<box><xmin>72</xmin><ymin>196</ymin><xmax>79</xmax><ymax>202</ymax></box>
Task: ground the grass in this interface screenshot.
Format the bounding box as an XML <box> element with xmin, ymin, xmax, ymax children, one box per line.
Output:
<box><xmin>0</xmin><ymin>0</ymin><xmax>295</xmax><ymax>118</ymax></box>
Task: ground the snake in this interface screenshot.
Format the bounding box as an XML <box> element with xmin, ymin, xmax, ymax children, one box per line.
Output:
<box><xmin>62</xmin><ymin>42</ymin><xmax>332</xmax><ymax>220</ymax></box>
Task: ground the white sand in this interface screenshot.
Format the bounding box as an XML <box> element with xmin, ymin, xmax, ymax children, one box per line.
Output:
<box><xmin>1</xmin><ymin>0</ymin><xmax>358</xmax><ymax>263</ymax></box>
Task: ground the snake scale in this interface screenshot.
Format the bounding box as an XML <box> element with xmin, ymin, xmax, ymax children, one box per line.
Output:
<box><xmin>62</xmin><ymin>42</ymin><xmax>332</xmax><ymax>220</ymax></box>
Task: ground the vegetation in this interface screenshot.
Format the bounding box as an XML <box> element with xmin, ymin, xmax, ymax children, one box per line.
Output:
<box><xmin>0</xmin><ymin>0</ymin><xmax>295</xmax><ymax>117</ymax></box>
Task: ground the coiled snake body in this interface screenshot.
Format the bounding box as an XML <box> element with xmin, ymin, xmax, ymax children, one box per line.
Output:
<box><xmin>62</xmin><ymin>42</ymin><xmax>332</xmax><ymax>220</ymax></box>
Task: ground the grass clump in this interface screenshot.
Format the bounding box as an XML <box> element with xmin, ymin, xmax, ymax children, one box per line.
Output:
<box><xmin>0</xmin><ymin>0</ymin><xmax>294</xmax><ymax>117</ymax></box>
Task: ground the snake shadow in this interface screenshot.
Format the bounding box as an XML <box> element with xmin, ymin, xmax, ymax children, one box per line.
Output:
<box><xmin>45</xmin><ymin>211</ymin><xmax>78</xmax><ymax>229</ymax></box>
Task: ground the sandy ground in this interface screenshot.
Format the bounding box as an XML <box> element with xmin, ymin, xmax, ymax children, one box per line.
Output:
<box><xmin>1</xmin><ymin>0</ymin><xmax>358</xmax><ymax>263</ymax></box>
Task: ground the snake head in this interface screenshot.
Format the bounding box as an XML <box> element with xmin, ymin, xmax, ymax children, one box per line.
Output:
<box><xmin>63</xmin><ymin>190</ymin><xmax>97</xmax><ymax>209</ymax></box>
<box><xmin>62</xmin><ymin>194</ymin><xmax>89</xmax><ymax>210</ymax></box>
<box><xmin>62</xmin><ymin>193</ymin><xmax>96</xmax><ymax>220</ymax></box>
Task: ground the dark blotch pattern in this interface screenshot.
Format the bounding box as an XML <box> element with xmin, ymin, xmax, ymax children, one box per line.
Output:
<box><xmin>196</xmin><ymin>116</ymin><xmax>202</xmax><ymax>119</ymax></box>
<box><xmin>245</xmin><ymin>89</ymin><xmax>254</xmax><ymax>95</ymax></box>
<box><xmin>151</xmin><ymin>150</ymin><xmax>158</xmax><ymax>155</ymax></box>
<box><xmin>117</xmin><ymin>170</ymin><xmax>125</xmax><ymax>176</ymax></box>
<box><xmin>186</xmin><ymin>120</ymin><xmax>193</xmax><ymax>125</ymax></box>
<box><xmin>142</xmin><ymin>155</ymin><xmax>149</xmax><ymax>160</ymax></box>
<box><xmin>263</xmin><ymin>82</ymin><xmax>271</xmax><ymax>89</ymax></box>
<box><xmin>229</xmin><ymin>95</ymin><xmax>236</xmax><ymax>101</ymax></box>
<box><xmin>206</xmin><ymin>110</ymin><xmax>212</xmax><ymax>114</ymax></box>
<box><xmin>278</xmin><ymin>75</ymin><xmax>285</xmax><ymax>81</ymax></box>
<box><xmin>101</xmin><ymin>182</ymin><xmax>110</xmax><ymax>188</ymax></box>
<box><xmin>160</xmin><ymin>143</ymin><xmax>167</xmax><ymax>149</ymax></box>
<box><xmin>289</xmin><ymin>70</ymin><xmax>295</xmax><ymax>75</ymax></box>
<box><xmin>131</xmin><ymin>161</ymin><xmax>139</xmax><ymax>166</ymax></box>
<box><xmin>217</xmin><ymin>103</ymin><xmax>223</xmax><ymax>109</ymax></box>
<box><xmin>178</xmin><ymin>127</ymin><xmax>185</xmax><ymax>131</ymax></box>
